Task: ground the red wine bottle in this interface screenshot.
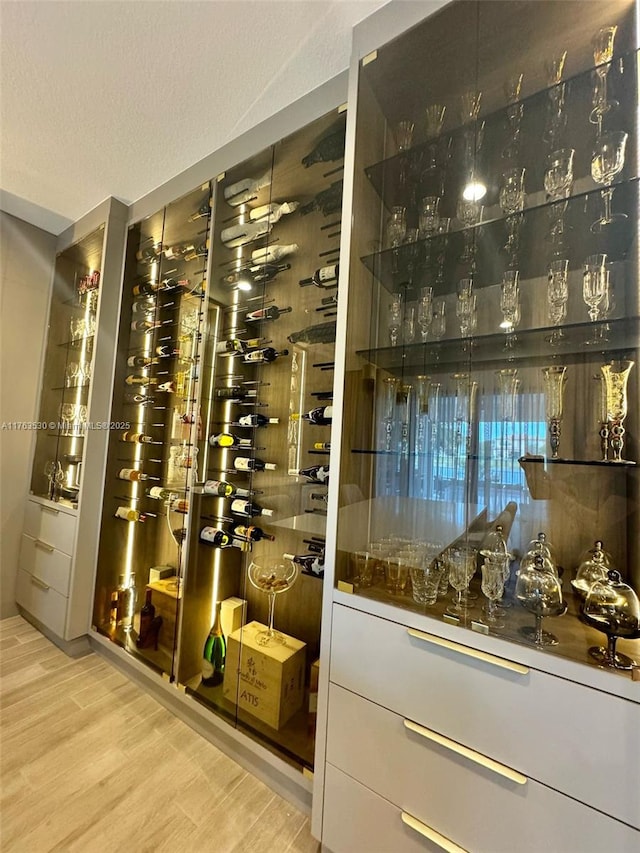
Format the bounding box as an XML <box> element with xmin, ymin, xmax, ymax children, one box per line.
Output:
<box><xmin>244</xmin><ymin>305</ymin><xmax>292</xmax><ymax>323</ymax></box>
<box><xmin>234</xmin><ymin>457</ymin><xmax>276</xmax><ymax>472</ymax></box>
<box><xmin>202</xmin><ymin>479</ymin><xmax>252</xmax><ymax>498</ymax></box>
<box><xmin>137</xmin><ymin>589</ymin><xmax>156</xmax><ymax>647</ymax></box>
<box><xmin>232</xmin><ymin>524</ymin><xmax>275</xmax><ymax>542</ymax></box>
<box><xmin>243</xmin><ymin>347</ymin><xmax>288</xmax><ymax>364</ymax></box>
<box><xmin>237</xmin><ymin>414</ymin><xmax>279</xmax><ymax>427</ymax></box>
<box><xmin>200</xmin><ymin>527</ymin><xmax>231</xmax><ymax>547</ymax></box>
<box><xmin>292</xmin><ymin>405</ymin><xmax>333</xmax><ymax>425</ymax></box>
<box><xmin>284</xmin><ymin>552</ymin><xmax>325</xmax><ymax>577</ymax></box>
<box><xmin>289</xmin><ymin>464</ymin><xmax>330</xmax><ymax>483</ymax></box>
<box><xmin>299</xmin><ymin>264</ymin><xmax>339</xmax><ymax>289</ymax></box>
<box><xmin>230</xmin><ymin>499</ymin><xmax>274</xmax><ymax>518</ymax></box>
<box><xmin>299</xmin><ymin>181</ymin><xmax>343</xmax><ymax>217</ymax></box>
<box><xmin>301</xmin><ymin>123</ymin><xmax>346</xmax><ymax>168</ymax></box>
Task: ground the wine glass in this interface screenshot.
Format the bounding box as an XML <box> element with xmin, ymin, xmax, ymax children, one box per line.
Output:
<box><xmin>601</xmin><ymin>359</ymin><xmax>634</xmax><ymax>462</ymax></box>
<box><xmin>591</xmin><ymin>131</ymin><xmax>628</xmax><ymax>230</ymax></box>
<box><xmin>418</xmin><ymin>196</ymin><xmax>441</xmax><ymax>239</ymax></box>
<box><xmin>542</xmin><ymin>365</ymin><xmax>567</xmax><ymax>459</ymax></box>
<box><xmin>544</xmin><ymin>51</ymin><xmax>568</xmax><ymax>147</ymax></box>
<box><xmin>481</xmin><ymin>558</ymin><xmax>506</xmax><ymax>628</ymax></box>
<box><xmin>65</xmin><ymin>362</ymin><xmax>79</xmax><ymax>388</ymax></box>
<box><xmin>500</xmin><ymin>270</ymin><xmax>520</xmax><ymax>341</ymax></box>
<box><xmin>583</xmin><ymin>570</ymin><xmax>640</xmax><ymax>670</ymax></box>
<box><xmin>544</xmin><ymin>148</ymin><xmax>574</xmax><ymax>200</ymax></box>
<box><xmin>430</xmin><ymin>299</ymin><xmax>446</xmax><ymax>342</ymax></box>
<box><xmin>456</xmin><ymin>199</ymin><xmax>484</xmax><ymax>263</ymax></box>
<box><xmin>425</xmin><ymin>104</ymin><xmax>446</xmax><ymax>139</ymax></box>
<box><xmin>386</xmin><ymin>206</ymin><xmax>407</xmax><ymax>248</ymax></box>
<box><xmin>456</xmin><ymin>279</ymin><xmax>477</xmax><ymax>338</ymax></box>
<box><xmin>395</xmin><ymin>120</ymin><xmax>414</xmax><ymax>152</ymax></box>
<box><xmin>381</xmin><ymin>376</ymin><xmax>399</xmax><ymax>452</ymax></box>
<box><xmin>248</xmin><ymin>560</ymin><xmax>299</xmax><ymax>646</ymax></box>
<box><xmin>388</xmin><ymin>291</ymin><xmax>403</xmax><ymax>347</ymax></box>
<box><xmin>403</xmin><ymin>304</ymin><xmax>416</xmax><ymax>344</ymax></box>
<box><xmin>516</xmin><ymin>554</ymin><xmax>567</xmax><ymax>646</ymax></box>
<box><xmin>495</xmin><ymin>369</ymin><xmax>519</xmax><ymax>422</ymax></box>
<box><xmin>417</xmin><ymin>287</ymin><xmax>433</xmax><ymax>342</ymax></box>
<box><xmin>589</xmin><ymin>26</ymin><xmax>618</xmax><ymax>127</ymax></box>
<box><xmin>446</xmin><ymin>545</ymin><xmax>478</xmax><ymax>616</ymax></box>
<box><xmin>500</xmin><ymin>168</ymin><xmax>526</xmax><ymax>258</ymax></box>
<box><xmin>583</xmin><ymin>254</ymin><xmax>609</xmax><ymax>340</ymax></box>
<box><xmin>547</xmin><ymin>259</ymin><xmax>569</xmax><ymax>343</ymax></box>
<box><xmin>459</xmin><ymin>91</ymin><xmax>482</xmax><ymax>124</ymax></box>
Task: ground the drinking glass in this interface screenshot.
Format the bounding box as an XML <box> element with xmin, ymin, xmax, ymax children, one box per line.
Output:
<box><xmin>352</xmin><ymin>550</ymin><xmax>374</xmax><ymax>588</ymax></box>
<box><xmin>385</xmin><ymin>554</ymin><xmax>409</xmax><ymax>595</ymax></box>
<box><xmin>544</xmin><ymin>51</ymin><xmax>568</xmax><ymax>145</ymax></box>
<box><xmin>404</xmin><ymin>228</ymin><xmax>421</xmax><ymax>284</ymax></box>
<box><xmin>547</xmin><ymin>259</ymin><xmax>569</xmax><ymax>341</ymax></box>
<box><xmin>402</xmin><ymin>305</ymin><xmax>416</xmax><ymax>344</ymax></box>
<box><xmin>425</xmin><ymin>104</ymin><xmax>446</xmax><ymax>139</ymax></box>
<box><xmin>590</xmin><ymin>26</ymin><xmax>618</xmax><ymax>125</ymax></box>
<box><xmin>542</xmin><ymin>365</ymin><xmax>567</xmax><ymax>459</ymax></box>
<box><xmin>410</xmin><ymin>558</ymin><xmax>445</xmax><ymax>606</ymax></box>
<box><xmin>395</xmin><ymin>120</ymin><xmax>415</xmax><ymax>151</ymax></box>
<box><xmin>388</xmin><ymin>292</ymin><xmax>403</xmax><ymax>347</ymax></box>
<box><xmin>431</xmin><ymin>299</ymin><xmax>446</xmax><ymax>341</ymax></box>
<box><xmin>591</xmin><ymin>131</ymin><xmax>628</xmax><ymax>230</ymax></box>
<box><xmin>481</xmin><ymin>558</ymin><xmax>506</xmax><ymax>628</ymax></box>
<box><xmin>601</xmin><ymin>359</ymin><xmax>634</xmax><ymax>462</ymax></box>
<box><xmin>495</xmin><ymin>368</ymin><xmax>519</xmax><ymax>422</ymax></box>
<box><xmin>544</xmin><ymin>148</ymin><xmax>574</xmax><ymax>200</ymax></box>
<box><xmin>500</xmin><ymin>270</ymin><xmax>520</xmax><ymax>334</ymax></box>
<box><xmin>248</xmin><ymin>561</ymin><xmax>298</xmax><ymax>646</ymax></box>
<box><xmin>583</xmin><ymin>254</ymin><xmax>609</xmax><ymax>339</ymax></box>
<box><xmin>418</xmin><ymin>196</ymin><xmax>441</xmax><ymax>238</ymax></box>
<box><xmin>446</xmin><ymin>546</ymin><xmax>478</xmax><ymax>616</ymax></box>
<box><xmin>386</xmin><ymin>206</ymin><xmax>407</xmax><ymax>248</ymax></box>
<box><xmin>500</xmin><ymin>168</ymin><xmax>526</xmax><ymax>215</ymax></box>
<box><xmin>417</xmin><ymin>287</ymin><xmax>433</xmax><ymax>341</ymax></box>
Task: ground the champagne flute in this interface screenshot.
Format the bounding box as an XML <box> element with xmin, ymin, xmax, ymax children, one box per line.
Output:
<box><xmin>542</xmin><ymin>365</ymin><xmax>567</xmax><ymax>459</ymax></box>
<box><xmin>388</xmin><ymin>291</ymin><xmax>403</xmax><ymax>347</ymax></box>
<box><xmin>589</xmin><ymin>26</ymin><xmax>618</xmax><ymax>127</ymax></box>
<box><xmin>417</xmin><ymin>286</ymin><xmax>433</xmax><ymax>342</ymax></box>
<box><xmin>583</xmin><ymin>254</ymin><xmax>609</xmax><ymax>342</ymax></box>
<box><xmin>547</xmin><ymin>259</ymin><xmax>569</xmax><ymax>344</ymax></box>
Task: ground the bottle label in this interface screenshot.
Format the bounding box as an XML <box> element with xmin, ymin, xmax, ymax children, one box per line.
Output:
<box><xmin>319</xmin><ymin>264</ymin><xmax>338</xmax><ymax>282</ymax></box>
<box><xmin>230</xmin><ymin>499</ymin><xmax>249</xmax><ymax>514</ymax></box>
<box><xmin>118</xmin><ymin>468</ymin><xmax>137</xmax><ymax>481</ymax></box>
<box><xmin>203</xmin><ymin>479</ymin><xmax>232</xmax><ymax>496</ymax></box>
<box><xmin>234</xmin><ymin>458</ymin><xmax>251</xmax><ymax>471</ymax></box>
<box><xmin>148</xmin><ymin>487</ymin><xmax>166</xmax><ymax>499</ymax></box>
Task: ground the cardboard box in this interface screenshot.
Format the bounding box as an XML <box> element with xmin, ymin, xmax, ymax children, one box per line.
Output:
<box><xmin>148</xmin><ymin>565</ymin><xmax>176</xmax><ymax>583</ymax></box>
<box><xmin>221</xmin><ymin>596</ymin><xmax>246</xmax><ymax>638</ymax></box>
<box><xmin>223</xmin><ymin>621</ymin><xmax>306</xmax><ymax>730</ymax></box>
<box><xmin>146</xmin><ymin>579</ymin><xmax>181</xmax><ymax>655</ymax></box>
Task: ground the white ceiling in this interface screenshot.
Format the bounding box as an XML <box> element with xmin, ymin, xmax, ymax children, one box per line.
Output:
<box><xmin>0</xmin><ymin>0</ymin><xmax>388</xmax><ymax>234</ymax></box>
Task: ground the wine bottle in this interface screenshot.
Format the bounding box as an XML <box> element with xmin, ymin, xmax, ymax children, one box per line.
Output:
<box><xmin>224</xmin><ymin>173</ymin><xmax>271</xmax><ymax>207</ymax></box>
<box><xmin>131</xmin><ymin>319</ymin><xmax>160</xmax><ymax>333</ymax></box>
<box><xmin>232</xmin><ymin>523</ymin><xmax>275</xmax><ymax>542</ymax></box>
<box><xmin>249</xmin><ymin>262</ymin><xmax>291</xmax><ymax>283</ymax></box>
<box><xmin>202</xmin><ymin>479</ymin><xmax>252</xmax><ymax>498</ymax></box>
<box><xmin>202</xmin><ymin>602</ymin><xmax>226</xmax><ymax>687</ymax></box>
<box><xmin>300</xmin><ymin>264</ymin><xmax>339</xmax><ymax>288</ymax></box>
<box><xmin>169</xmin><ymin>497</ymin><xmax>189</xmax><ymax>514</ymax></box>
<box><xmin>287</xmin><ymin>320</ymin><xmax>337</xmax><ymax>345</ymax></box>
<box><xmin>188</xmin><ymin>198</ymin><xmax>212</xmax><ymax>222</ymax></box>
<box><xmin>126</xmin><ymin>355</ymin><xmax>158</xmax><ymax>368</ymax></box>
<box><xmin>117</xmin><ymin>468</ymin><xmax>149</xmax><ymax>482</ymax></box>
<box><xmin>115</xmin><ymin>506</ymin><xmax>146</xmax><ymax>522</ymax></box>
<box><xmin>132</xmin><ymin>277</ymin><xmax>190</xmax><ymax>298</ymax></box>
<box><xmin>289</xmin><ymin>464</ymin><xmax>330</xmax><ymax>483</ymax></box>
<box><xmin>200</xmin><ymin>527</ymin><xmax>231</xmax><ymax>547</ymax></box>
<box><xmin>137</xmin><ymin>589</ymin><xmax>156</xmax><ymax>647</ymax></box>
<box><xmin>157</xmin><ymin>381</ymin><xmax>176</xmax><ymax>393</ymax></box>
<box><xmin>302</xmin><ymin>124</ymin><xmax>346</xmax><ymax>168</ymax></box>
<box><xmin>234</xmin><ymin>457</ymin><xmax>276</xmax><ymax>472</ymax></box>
<box><xmin>209</xmin><ymin>433</ymin><xmax>253</xmax><ymax>449</ymax></box>
<box><xmin>251</xmin><ymin>243</ymin><xmax>298</xmax><ymax>264</ymax></box>
<box><xmin>131</xmin><ymin>298</ymin><xmax>156</xmax><ymax>314</ymax></box>
<box><xmin>215</xmin><ymin>337</ymin><xmax>261</xmax><ymax>356</ymax></box>
<box><xmin>299</xmin><ymin>181</ymin><xmax>343</xmax><ymax>217</ymax></box>
<box><xmin>244</xmin><ymin>305</ymin><xmax>292</xmax><ymax>323</ymax></box>
<box><xmin>146</xmin><ymin>486</ymin><xmax>177</xmax><ymax>500</ymax></box>
<box><xmin>237</xmin><ymin>414</ymin><xmax>279</xmax><ymax>427</ymax></box>
<box><xmin>116</xmin><ymin>574</ymin><xmax>137</xmax><ymax>633</ymax></box>
<box><xmin>123</xmin><ymin>392</ymin><xmax>154</xmax><ymax>405</ymax></box>
<box><xmin>313</xmin><ymin>442</ymin><xmax>331</xmax><ymax>451</ymax></box>
<box><xmin>122</xmin><ymin>431</ymin><xmax>153</xmax><ymax>443</ymax></box>
<box><xmin>125</xmin><ymin>375</ymin><xmax>158</xmax><ymax>386</ymax></box>
<box><xmin>220</xmin><ymin>219</ymin><xmax>273</xmax><ymax>249</ymax></box>
<box><xmin>230</xmin><ymin>498</ymin><xmax>274</xmax><ymax>518</ymax></box>
<box><xmin>292</xmin><ymin>405</ymin><xmax>333</xmax><ymax>425</ymax></box>
<box><xmin>243</xmin><ymin>347</ymin><xmax>289</xmax><ymax>364</ymax></box>
<box><xmin>132</xmin><ymin>281</ymin><xmax>157</xmax><ymax>297</ymax></box>
<box><xmin>249</xmin><ymin>201</ymin><xmax>299</xmax><ymax>223</ymax></box>
<box><xmin>284</xmin><ymin>552</ymin><xmax>325</xmax><ymax>577</ymax></box>
<box><xmin>215</xmin><ymin>386</ymin><xmax>257</xmax><ymax>400</ymax></box>
<box><xmin>183</xmin><ymin>240</ymin><xmax>209</xmax><ymax>261</ymax></box>
<box><xmin>136</xmin><ymin>245</ymin><xmax>162</xmax><ymax>264</ymax></box>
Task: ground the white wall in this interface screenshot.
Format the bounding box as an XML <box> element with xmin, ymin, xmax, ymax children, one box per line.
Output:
<box><xmin>0</xmin><ymin>212</ymin><xmax>55</xmax><ymax>618</ymax></box>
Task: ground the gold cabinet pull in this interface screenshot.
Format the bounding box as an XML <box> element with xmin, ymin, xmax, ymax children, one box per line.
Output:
<box><xmin>401</xmin><ymin>812</ymin><xmax>468</xmax><ymax>853</ymax></box>
<box><xmin>403</xmin><ymin>719</ymin><xmax>527</xmax><ymax>785</ymax></box>
<box><xmin>34</xmin><ymin>539</ymin><xmax>55</xmax><ymax>553</ymax></box>
<box><xmin>31</xmin><ymin>575</ymin><xmax>50</xmax><ymax>591</ymax></box>
<box><xmin>407</xmin><ymin>628</ymin><xmax>529</xmax><ymax>675</ymax></box>
<box><xmin>40</xmin><ymin>505</ymin><xmax>60</xmax><ymax>515</ymax></box>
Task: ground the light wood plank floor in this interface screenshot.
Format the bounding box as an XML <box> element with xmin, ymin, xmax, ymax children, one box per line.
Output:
<box><xmin>0</xmin><ymin>616</ymin><xmax>320</xmax><ymax>853</ymax></box>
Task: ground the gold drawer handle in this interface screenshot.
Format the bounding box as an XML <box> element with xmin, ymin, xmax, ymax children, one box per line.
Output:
<box><xmin>407</xmin><ymin>628</ymin><xmax>529</xmax><ymax>675</ymax></box>
<box><xmin>31</xmin><ymin>575</ymin><xmax>50</xmax><ymax>591</ymax></box>
<box><xmin>34</xmin><ymin>539</ymin><xmax>55</xmax><ymax>553</ymax></box>
<box><xmin>403</xmin><ymin>719</ymin><xmax>527</xmax><ymax>786</ymax></box>
<box><xmin>401</xmin><ymin>812</ymin><xmax>468</xmax><ymax>853</ymax></box>
<box><xmin>40</xmin><ymin>505</ymin><xmax>60</xmax><ymax>515</ymax></box>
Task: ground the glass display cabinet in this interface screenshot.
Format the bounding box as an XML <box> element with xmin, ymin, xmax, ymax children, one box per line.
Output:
<box><xmin>178</xmin><ymin>107</ymin><xmax>344</xmax><ymax>771</ymax></box>
<box><xmin>93</xmin><ymin>183</ymin><xmax>212</xmax><ymax>675</ymax></box>
<box><xmin>334</xmin><ymin>0</ymin><xmax>639</xmax><ymax>676</ymax></box>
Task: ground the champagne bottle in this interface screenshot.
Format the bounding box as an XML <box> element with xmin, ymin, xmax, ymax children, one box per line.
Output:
<box><xmin>313</xmin><ymin>442</ymin><xmax>331</xmax><ymax>450</ymax></box>
<box><xmin>117</xmin><ymin>468</ymin><xmax>149</xmax><ymax>482</ymax></box>
<box><xmin>200</xmin><ymin>527</ymin><xmax>231</xmax><ymax>547</ymax></box>
<box><xmin>125</xmin><ymin>375</ymin><xmax>158</xmax><ymax>386</ymax></box>
<box><xmin>183</xmin><ymin>240</ymin><xmax>209</xmax><ymax>261</ymax></box>
<box><xmin>300</xmin><ymin>264</ymin><xmax>339</xmax><ymax>288</ymax></box>
<box><xmin>299</xmin><ymin>181</ymin><xmax>343</xmax><ymax>217</ymax></box>
<box><xmin>224</xmin><ymin>173</ymin><xmax>271</xmax><ymax>207</ymax></box>
<box><xmin>251</xmin><ymin>243</ymin><xmax>298</xmax><ymax>264</ymax></box>
<box><xmin>163</xmin><ymin>242</ymin><xmax>199</xmax><ymax>261</ymax></box>
<box><xmin>244</xmin><ymin>305</ymin><xmax>292</xmax><ymax>323</ymax></box>
<box><xmin>249</xmin><ymin>201</ymin><xmax>299</xmax><ymax>223</ymax></box>
<box><xmin>215</xmin><ymin>337</ymin><xmax>261</xmax><ymax>356</ymax></box>
<box><xmin>230</xmin><ymin>498</ymin><xmax>274</xmax><ymax>518</ymax></box>
<box><xmin>249</xmin><ymin>262</ymin><xmax>291</xmax><ymax>283</ymax></box>
<box><xmin>243</xmin><ymin>347</ymin><xmax>289</xmax><ymax>364</ymax></box>
<box><xmin>188</xmin><ymin>198</ymin><xmax>212</xmax><ymax>222</ymax></box>
<box><xmin>202</xmin><ymin>602</ymin><xmax>226</xmax><ymax>687</ymax></box>
<box><xmin>131</xmin><ymin>298</ymin><xmax>156</xmax><ymax>314</ymax></box>
<box><xmin>131</xmin><ymin>319</ymin><xmax>160</xmax><ymax>333</ymax></box>
<box><xmin>146</xmin><ymin>486</ymin><xmax>177</xmax><ymax>500</ymax></box>
<box><xmin>122</xmin><ymin>431</ymin><xmax>153</xmax><ymax>443</ymax></box>
<box><xmin>232</xmin><ymin>523</ymin><xmax>275</xmax><ymax>542</ymax></box>
<box><xmin>202</xmin><ymin>479</ymin><xmax>252</xmax><ymax>498</ymax></box>
<box><xmin>115</xmin><ymin>506</ymin><xmax>146</xmax><ymax>522</ymax></box>
<box><xmin>234</xmin><ymin>457</ymin><xmax>276</xmax><ymax>472</ymax></box>
<box><xmin>136</xmin><ymin>245</ymin><xmax>162</xmax><ymax>264</ymax></box>
<box><xmin>220</xmin><ymin>219</ymin><xmax>273</xmax><ymax>249</ymax></box>
<box><xmin>137</xmin><ymin>589</ymin><xmax>156</xmax><ymax>647</ymax></box>
<box><xmin>292</xmin><ymin>405</ymin><xmax>333</xmax><ymax>425</ymax></box>
<box><xmin>284</xmin><ymin>552</ymin><xmax>325</xmax><ymax>577</ymax></box>
<box><xmin>215</xmin><ymin>386</ymin><xmax>257</xmax><ymax>400</ymax></box>
<box><xmin>209</xmin><ymin>433</ymin><xmax>253</xmax><ymax>449</ymax></box>
<box><xmin>287</xmin><ymin>320</ymin><xmax>337</xmax><ymax>345</ymax></box>
<box><xmin>126</xmin><ymin>355</ymin><xmax>158</xmax><ymax>368</ymax></box>
<box><xmin>288</xmin><ymin>464</ymin><xmax>330</xmax><ymax>483</ymax></box>
<box><xmin>132</xmin><ymin>277</ymin><xmax>189</xmax><ymax>298</ymax></box>
<box><xmin>302</xmin><ymin>124</ymin><xmax>346</xmax><ymax>168</ymax></box>
<box><xmin>237</xmin><ymin>414</ymin><xmax>279</xmax><ymax>427</ymax></box>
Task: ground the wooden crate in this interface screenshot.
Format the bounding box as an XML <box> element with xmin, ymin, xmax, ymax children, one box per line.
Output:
<box><xmin>223</xmin><ymin>621</ymin><xmax>306</xmax><ymax>730</ymax></box>
<box><xmin>146</xmin><ymin>579</ymin><xmax>180</xmax><ymax>655</ymax></box>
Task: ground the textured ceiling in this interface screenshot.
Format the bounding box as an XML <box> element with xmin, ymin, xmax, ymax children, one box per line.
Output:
<box><xmin>0</xmin><ymin>0</ymin><xmax>388</xmax><ymax>234</ymax></box>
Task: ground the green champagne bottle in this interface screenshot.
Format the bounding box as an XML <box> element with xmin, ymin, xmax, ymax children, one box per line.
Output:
<box><xmin>202</xmin><ymin>603</ymin><xmax>225</xmax><ymax>687</ymax></box>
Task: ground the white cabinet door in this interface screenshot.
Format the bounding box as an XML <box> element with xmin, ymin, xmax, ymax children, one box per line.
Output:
<box><xmin>18</xmin><ymin>534</ymin><xmax>72</xmax><ymax>596</ymax></box>
<box><xmin>16</xmin><ymin>568</ymin><xmax>67</xmax><ymax>637</ymax></box>
<box><xmin>24</xmin><ymin>499</ymin><xmax>77</xmax><ymax>556</ymax></box>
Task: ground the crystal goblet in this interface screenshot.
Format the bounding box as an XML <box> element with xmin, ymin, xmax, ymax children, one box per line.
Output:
<box><xmin>248</xmin><ymin>560</ymin><xmax>298</xmax><ymax>646</ymax></box>
<box><xmin>591</xmin><ymin>131</ymin><xmax>627</xmax><ymax>230</ymax></box>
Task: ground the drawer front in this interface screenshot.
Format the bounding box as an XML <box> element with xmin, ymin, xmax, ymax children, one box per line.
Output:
<box><xmin>24</xmin><ymin>499</ymin><xmax>77</xmax><ymax>556</ymax></box>
<box><xmin>330</xmin><ymin>604</ymin><xmax>640</xmax><ymax>829</ymax></box>
<box><xmin>327</xmin><ymin>684</ymin><xmax>639</xmax><ymax>853</ymax></box>
<box><xmin>16</xmin><ymin>567</ymin><xmax>67</xmax><ymax>637</ymax></box>
<box><xmin>19</xmin><ymin>534</ymin><xmax>72</xmax><ymax>597</ymax></box>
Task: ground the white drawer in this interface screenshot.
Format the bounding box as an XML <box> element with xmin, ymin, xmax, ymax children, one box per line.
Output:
<box><xmin>18</xmin><ymin>534</ymin><xmax>72</xmax><ymax>597</ymax></box>
<box><xmin>330</xmin><ymin>604</ymin><xmax>640</xmax><ymax>829</ymax></box>
<box><xmin>24</xmin><ymin>499</ymin><xmax>77</xmax><ymax>556</ymax></box>
<box><xmin>326</xmin><ymin>684</ymin><xmax>639</xmax><ymax>853</ymax></box>
<box><xmin>16</xmin><ymin>567</ymin><xmax>67</xmax><ymax>638</ymax></box>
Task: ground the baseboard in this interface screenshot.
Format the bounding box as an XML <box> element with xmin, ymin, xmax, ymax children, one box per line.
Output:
<box><xmin>16</xmin><ymin>606</ymin><xmax>91</xmax><ymax>658</ymax></box>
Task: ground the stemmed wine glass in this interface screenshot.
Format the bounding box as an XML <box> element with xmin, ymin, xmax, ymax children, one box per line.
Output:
<box><xmin>544</xmin><ymin>148</ymin><xmax>574</xmax><ymax>200</ymax></box>
<box><xmin>503</xmin><ymin>72</ymin><xmax>524</xmax><ymax>160</ymax></box>
<box><xmin>381</xmin><ymin>376</ymin><xmax>399</xmax><ymax>452</ymax></box>
<box><xmin>500</xmin><ymin>168</ymin><xmax>526</xmax><ymax>259</ymax></box>
<box><xmin>424</xmin><ymin>105</ymin><xmax>446</xmax><ymax>172</ymax></box>
<box><xmin>542</xmin><ymin>365</ymin><xmax>567</xmax><ymax>459</ymax></box>
<box><xmin>600</xmin><ymin>359</ymin><xmax>634</xmax><ymax>462</ymax></box>
<box><xmin>248</xmin><ymin>560</ymin><xmax>299</xmax><ymax>646</ymax></box>
<box><xmin>431</xmin><ymin>299</ymin><xmax>446</xmax><ymax>341</ymax></box>
<box><xmin>500</xmin><ymin>270</ymin><xmax>521</xmax><ymax>347</ymax></box>
<box><xmin>456</xmin><ymin>278</ymin><xmax>477</xmax><ymax>338</ymax></box>
<box><xmin>418</xmin><ymin>197</ymin><xmax>441</xmax><ymax>239</ymax></box>
<box><xmin>583</xmin><ymin>254</ymin><xmax>609</xmax><ymax>342</ymax></box>
<box><xmin>386</xmin><ymin>207</ymin><xmax>407</xmax><ymax>273</ymax></box>
<box><xmin>544</xmin><ymin>51</ymin><xmax>567</xmax><ymax>148</ymax></box>
<box><xmin>388</xmin><ymin>291</ymin><xmax>403</xmax><ymax>347</ymax></box>
<box><xmin>403</xmin><ymin>305</ymin><xmax>416</xmax><ymax>344</ymax></box>
<box><xmin>591</xmin><ymin>131</ymin><xmax>627</xmax><ymax>230</ymax></box>
<box><xmin>446</xmin><ymin>545</ymin><xmax>478</xmax><ymax>617</ymax></box>
<box><xmin>44</xmin><ymin>460</ymin><xmax>64</xmax><ymax>500</ymax></box>
<box><xmin>481</xmin><ymin>558</ymin><xmax>506</xmax><ymax>628</ymax></box>
<box><xmin>547</xmin><ymin>259</ymin><xmax>569</xmax><ymax>344</ymax></box>
<box><xmin>456</xmin><ymin>199</ymin><xmax>484</xmax><ymax>264</ymax></box>
<box><xmin>417</xmin><ymin>287</ymin><xmax>433</xmax><ymax>342</ymax></box>
<box><xmin>589</xmin><ymin>26</ymin><xmax>618</xmax><ymax>129</ymax></box>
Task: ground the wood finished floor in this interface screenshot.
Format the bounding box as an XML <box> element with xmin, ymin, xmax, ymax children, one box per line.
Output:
<box><xmin>0</xmin><ymin>616</ymin><xmax>320</xmax><ymax>853</ymax></box>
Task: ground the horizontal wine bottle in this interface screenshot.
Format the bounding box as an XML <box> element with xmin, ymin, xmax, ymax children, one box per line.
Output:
<box><xmin>157</xmin><ymin>380</ymin><xmax>176</xmax><ymax>393</ymax></box>
<box><xmin>115</xmin><ymin>506</ymin><xmax>146</xmax><ymax>522</ymax></box>
<box><xmin>237</xmin><ymin>414</ymin><xmax>279</xmax><ymax>427</ymax></box>
<box><xmin>249</xmin><ymin>201</ymin><xmax>299</xmax><ymax>223</ymax></box>
<box><xmin>287</xmin><ymin>320</ymin><xmax>337</xmax><ymax>345</ymax></box>
<box><xmin>302</xmin><ymin>123</ymin><xmax>346</xmax><ymax>168</ymax></box>
<box><xmin>123</xmin><ymin>392</ymin><xmax>154</xmax><ymax>405</ymax></box>
<box><xmin>121</xmin><ymin>431</ymin><xmax>153</xmax><ymax>443</ymax></box>
<box><xmin>215</xmin><ymin>337</ymin><xmax>262</xmax><ymax>356</ymax></box>
<box><xmin>234</xmin><ymin>457</ymin><xmax>276</xmax><ymax>472</ymax></box>
<box><xmin>131</xmin><ymin>299</ymin><xmax>156</xmax><ymax>315</ymax></box>
<box><xmin>146</xmin><ymin>486</ymin><xmax>177</xmax><ymax>500</ymax></box>
<box><xmin>164</xmin><ymin>240</ymin><xmax>208</xmax><ymax>262</ymax></box>
<box><xmin>132</xmin><ymin>277</ymin><xmax>190</xmax><ymax>297</ymax></box>
<box><xmin>117</xmin><ymin>468</ymin><xmax>150</xmax><ymax>482</ymax></box>
<box><xmin>245</xmin><ymin>305</ymin><xmax>292</xmax><ymax>323</ymax></box>
<box><xmin>220</xmin><ymin>219</ymin><xmax>273</xmax><ymax>249</ymax></box>
<box><xmin>300</xmin><ymin>264</ymin><xmax>339</xmax><ymax>288</ymax></box>
<box><xmin>284</xmin><ymin>551</ymin><xmax>325</xmax><ymax>576</ymax></box>
<box><xmin>214</xmin><ymin>386</ymin><xmax>257</xmax><ymax>400</ymax></box>
<box><xmin>202</xmin><ymin>479</ymin><xmax>252</xmax><ymax>498</ymax></box>
<box><xmin>230</xmin><ymin>498</ymin><xmax>274</xmax><ymax>518</ymax></box>
<box><xmin>251</xmin><ymin>243</ymin><xmax>298</xmax><ymax>264</ymax></box>
<box><xmin>243</xmin><ymin>347</ymin><xmax>288</xmax><ymax>364</ymax></box>
<box><xmin>299</xmin><ymin>180</ymin><xmax>343</xmax><ymax>217</ymax></box>
<box><xmin>224</xmin><ymin>173</ymin><xmax>271</xmax><ymax>207</ymax></box>
<box><xmin>292</xmin><ymin>405</ymin><xmax>333</xmax><ymax>425</ymax></box>
<box><xmin>200</xmin><ymin>527</ymin><xmax>231</xmax><ymax>547</ymax></box>
<box><xmin>288</xmin><ymin>464</ymin><xmax>329</xmax><ymax>483</ymax></box>
<box><xmin>209</xmin><ymin>433</ymin><xmax>253</xmax><ymax>449</ymax></box>
<box><xmin>188</xmin><ymin>198</ymin><xmax>212</xmax><ymax>222</ymax></box>
<box><xmin>126</xmin><ymin>355</ymin><xmax>158</xmax><ymax>368</ymax></box>
<box><xmin>169</xmin><ymin>497</ymin><xmax>189</xmax><ymax>514</ymax></box>
<box><xmin>249</xmin><ymin>262</ymin><xmax>291</xmax><ymax>284</ymax></box>
<box><xmin>136</xmin><ymin>245</ymin><xmax>162</xmax><ymax>264</ymax></box>
<box><xmin>125</xmin><ymin>375</ymin><xmax>158</xmax><ymax>386</ymax></box>
<box><xmin>232</xmin><ymin>523</ymin><xmax>275</xmax><ymax>542</ymax></box>
<box><xmin>313</xmin><ymin>442</ymin><xmax>331</xmax><ymax>451</ymax></box>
